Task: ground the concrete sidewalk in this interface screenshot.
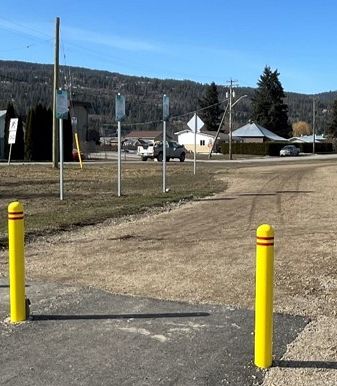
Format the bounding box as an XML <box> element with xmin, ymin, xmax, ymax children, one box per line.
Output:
<box><xmin>0</xmin><ymin>279</ymin><xmax>308</xmax><ymax>386</ymax></box>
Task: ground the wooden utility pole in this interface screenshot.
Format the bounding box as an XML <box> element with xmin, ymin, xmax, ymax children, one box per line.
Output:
<box><xmin>52</xmin><ymin>17</ymin><xmax>60</xmax><ymax>168</ymax></box>
<box><xmin>227</xmin><ymin>79</ymin><xmax>238</xmax><ymax>160</ymax></box>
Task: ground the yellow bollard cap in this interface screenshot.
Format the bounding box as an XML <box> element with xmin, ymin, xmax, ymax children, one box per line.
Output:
<box><xmin>256</xmin><ymin>224</ymin><xmax>274</xmax><ymax>238</ymax></box>
<box><xmin>8</xmin><ymin>201</ymin><xmax>23</xmax><ymax>214</ymax></box>
<box><xmin>8</xmin><ymin>201</ymin><xmax>24</xmax><ymax>220</ymax></box>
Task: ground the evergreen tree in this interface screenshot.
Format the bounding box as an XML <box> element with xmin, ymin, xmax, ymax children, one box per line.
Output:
<box><xmin>326</xmin><ymin>99</ymin><xmax>337</xmax><ymax>138</ymax></box>
<box><xmin>251</xmin><ymin>66</ymin><xmax>290</xmax><ymax>137</ymax></box>
<box><xmin>63</xmin><ymin>113</ymin><xmax>74</xmax><ymax>162</ymax></box>
<box><xmin>198</xmin><ymin>82</ymin><xmax>223</xmax><ymax>131</ymax></box>
<box><xmin>24</xmin><ymin>107</ymin><xmax>34</xmax><ymax>161</ymax></box>
<box><xmin>38</xmin><ymin>106</ymin><xmax>52</xmax><ymax>161</ymax></box>
<box><xmin>24</xmin><ymin>104</ymin><xmax>52</xmax><ymax>161</ymax></box>
<box><xmin>25</xmin><ymin>104</ymin><xmax>72</xmax><ymax>161</ymax></box>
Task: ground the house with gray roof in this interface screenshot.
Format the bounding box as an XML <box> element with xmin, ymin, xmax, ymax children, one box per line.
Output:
<box><xmin>289</xmin><ymin>134</ymin><xmax>326</xmax><ymax>143</ymax></box>
<box><xmin>232</xmin><ymin>121</ymin><xmax>287</xmax><ymax>143</ymax></box>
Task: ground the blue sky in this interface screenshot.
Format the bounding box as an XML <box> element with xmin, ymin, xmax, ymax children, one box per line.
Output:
<box><xmin>0</xmin><ymin>0</ymin><xmax>336</xmax><ymax>94</ymax></box>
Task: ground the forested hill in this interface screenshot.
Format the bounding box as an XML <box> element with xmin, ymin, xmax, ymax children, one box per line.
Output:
<box><xmin>0</xmin><ymin>59</ymin><xmax>336</xmax><ymax>134</ymax></box>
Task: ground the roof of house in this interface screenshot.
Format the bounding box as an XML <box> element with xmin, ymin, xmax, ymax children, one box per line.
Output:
<box><xmin>289</xmin><ymin>135</ymin><xmax>326</xmax><ymax>143</ymax></box>
<box><xmin>232</xmin><ymin>122</ymin><xmax>287</xmax><ymax>141</ymax></box>
<box><xmin>126</xmin><ymin>130</ymin><xmax>161</xmax><ymax>139</ymax></box>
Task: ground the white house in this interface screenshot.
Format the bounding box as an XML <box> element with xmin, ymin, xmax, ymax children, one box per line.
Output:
<box><xmin>175</xmin><ymin>129</ymin><xmax>228</xmax><ymax>153</ymax></box>
<box><xmin>0</xmin><ymin>110</ymin><xmax>6</xmax><ymax>159</ymax></box>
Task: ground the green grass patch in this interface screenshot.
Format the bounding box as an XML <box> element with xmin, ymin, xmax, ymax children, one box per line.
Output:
<box><xmin>0</xmin><ymin>162</ymin><xmax>226</xmax><ymax>246</ymax></box>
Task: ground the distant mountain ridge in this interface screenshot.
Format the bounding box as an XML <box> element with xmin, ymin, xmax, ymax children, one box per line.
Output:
<box><xmin>0</xmin><ymin>60</ymin><xmax>335</xmax><ymax>134</ymax></box>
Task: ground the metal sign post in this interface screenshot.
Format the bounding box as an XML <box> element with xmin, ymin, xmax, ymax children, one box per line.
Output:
<box><xmin>187</xmin><ymin>113</ymin><xmax>204</xmax><ymax>175</ymax></box>
<box><xmin>194</xmin><ymin>112</ymin><xmax>197</xmax><ymax>175</ymax></box>
<box><xmin>59</xmin><ymin>118</ymin><xmax>64</xmax><ymax>200</ymax></box>
<box><xmin>8</xmin><ymin>118</ymin><xmax>18</xmax><ymax>165</ymax></box>
<box><xmin>115</xmin><ymin>93</ymin><xmax>126</xmax><ymax>197</ymax></box>
<box><xmin>162</xmin><ymin>95</ymin><xmax>170</xmax><ymax>193</ymax></box>
<box><xmin>56</xmin><ymin>89</ymin><xmax>69</xmax><ymax>201</ymax></box>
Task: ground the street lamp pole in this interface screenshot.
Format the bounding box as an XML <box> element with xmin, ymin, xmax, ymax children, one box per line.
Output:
<box><xmin>228</xmin><ymin>93</ymin><xmax>248</xmax><ymax>160</ymax></box>
<box><xmin>229</xmin><ymin>87</ymin><xmax>233</xmax><ymax>160</ymax></box>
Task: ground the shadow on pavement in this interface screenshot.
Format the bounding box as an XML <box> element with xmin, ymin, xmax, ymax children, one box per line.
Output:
<box><xmin>32</xmin><ymin>311</ymin><xmax>210</xmax><ymax>321</ymax></box>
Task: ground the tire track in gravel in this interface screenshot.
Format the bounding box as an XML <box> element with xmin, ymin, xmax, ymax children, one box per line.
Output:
<box><xmin>245</xmin><ymin>165</ymin><xmax>314</xmax><ymax>233</ymax></box>
<box><xmin>246</xmin><ymin>172</ymin><xmax>288</xmax><ymax>230</ymax></box>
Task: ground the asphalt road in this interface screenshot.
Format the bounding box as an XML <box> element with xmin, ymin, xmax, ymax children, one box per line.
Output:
<box><xmin>0</xmin><ymin>279</ymin><xmax>308</xmax><ymax>386</ymax></box>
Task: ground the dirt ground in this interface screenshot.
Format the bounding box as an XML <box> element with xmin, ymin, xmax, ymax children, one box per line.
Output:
<box><xmin>4</xmin><ymin>160</ymin><xmax>337</xmax><ymax>384</ymax></box>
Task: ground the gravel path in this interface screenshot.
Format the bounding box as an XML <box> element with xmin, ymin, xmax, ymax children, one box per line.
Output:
<box><xmin>3</xmin><ymin>160</ymin><xmax>337</xmax><ymax>385</ymax></box>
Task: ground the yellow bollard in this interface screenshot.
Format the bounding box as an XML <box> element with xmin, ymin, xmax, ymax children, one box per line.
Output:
<box><xmin>254</xmin><ymin>224</ymin><xmax>274</xmax><ymax>368</ymax></box>
<box><xmin>74</xmin><ymin>132</ymin><xmax>83</xmax><ymax>169</ymax></box>
<box><xmin>8</xmin><ymin>201</ymin><xmax>26</xmax><ymax>323</ymax></box>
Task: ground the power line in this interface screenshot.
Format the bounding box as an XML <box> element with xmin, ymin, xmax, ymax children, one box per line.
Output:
<box><xmin>0</xmin><ymin>16</ymin><xmax>52</xmax><ymax>40</ymax></box>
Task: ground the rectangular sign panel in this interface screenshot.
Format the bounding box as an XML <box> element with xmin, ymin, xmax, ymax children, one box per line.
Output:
<box><xmin>8</xmin><ymin>118</ymin><xmax>18</xmax><ymax>144</ymax></box>
<box><xmin>115</xmin><ymin>94</ymin><xmax>125</xmax><ymax>121</ymax></box>
<box><xmin>163</xmin><ymin>95</ymin><xmax>170</xmax><ymax>121</ymax></box>
<box><xmin>56</xmin><ymin>90</ymin><xmax>69</xmax><ymax>119</ymax></box>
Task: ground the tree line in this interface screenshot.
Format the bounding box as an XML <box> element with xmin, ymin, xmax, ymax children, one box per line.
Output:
<box><xmin>2</xmin><ymin>60</ymin><xmax>337</xmax><ymax>160</ymax></box>
<box><xmin>198</xmin><ymin>66</ymin><xmax>337</xmax><ymax>139</ymax></box>
<box><xmin>3</xmin><ymin>102</ymin><xmax>73</xmax><ymax>161</ymax></box>
<box><xmin>1</xmin><ymin>59</ymin><xmax>337</xmax><ymax>132</ymax></box>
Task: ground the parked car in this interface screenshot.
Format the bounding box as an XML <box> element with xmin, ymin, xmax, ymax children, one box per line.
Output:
<box><xmin>279</xmin><ymin>145</ymin><xmax>300</xmax><ymax>157</ymax></box>
<box><xmin>154</xmin><ymin>141</ymin><xmax>187</xmax><ymax>162</ymax></box>
<box><xmin>137</xmin><ymin>140</ymin><xmax>155</xmax><ymax>161</ymax></box>
<box><xmin>138</xmin><ymin>140</ymin><xmax>187</xmax><ymax>162</ymax></box>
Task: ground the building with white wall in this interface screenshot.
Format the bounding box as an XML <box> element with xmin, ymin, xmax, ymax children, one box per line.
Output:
<box><xmin>175</xmin><ymin>129</ymin><xmax>228</xmax><ymax>154</ymax></box>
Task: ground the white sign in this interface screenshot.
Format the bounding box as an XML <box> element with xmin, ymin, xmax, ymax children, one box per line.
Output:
<box><xmin>188</xmin><ymin>114</ymin><xmax>204</xmax><ymax>133</ymax></box>
<box><xmin>8</xmin><ymin>118</ymin><xmax>18</xmax><ymax>144</ymax></box>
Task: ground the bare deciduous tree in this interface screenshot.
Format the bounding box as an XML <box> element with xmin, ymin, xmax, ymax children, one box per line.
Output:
<box><xmin>292</xmin><ymin>121</ymin><xmax>312</xmax><ymax>137</ymax></box>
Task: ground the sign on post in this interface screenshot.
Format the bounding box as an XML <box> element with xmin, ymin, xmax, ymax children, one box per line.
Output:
<box><xmin>115</xmin><ymin>93</ymin><xmax>125</xmax><ymax>197</ymax></box>
<box><xmin>56</xmin><ymin>90</ymin><xmax>69</xmax><ymax>119</ymax></box>
<box><xmin>188</xmin><ymin>113</ymin><xmax>204</xmax><ymax>176</ymax></box>
<box><xmin>162</xmin><ymin>95</ymin><xmax>169</xmax><ymax>193</ymax></box>
<box><xmin>187</xmin><ymin>114</ymin><xmax>204</xmax><ymax>132</ymax></box>
<box><xmin>8</xmin><ymin>118</ymin><xmax>19</xmax><ymax>165</ymax></box>
<box><xmin>56</xmin><ymin>89</ymin><xmax>68</xmax><ymax>201</ymax></box>
<box><xmin>163</xmin><ymin>95</ymin><xmax>170</xmax><ymax>121</ymax></box>
<box><xmin>115</xmin><ymin>93</ymin><xmax>125</xmax><ymax>121</ymax></box>
<box><xmin>8</xmin><ymin>118</ymin><xmax>18</xmax><ymax>144</ymax></box>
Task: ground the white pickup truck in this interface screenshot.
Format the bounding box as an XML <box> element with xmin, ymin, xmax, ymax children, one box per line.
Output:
<box><xmin>137</xmin><ymin>140</ymin><xmax>155</xmax><ymax>161</ymax></box>
<box><xmin>137</xmin><ymin>140</ymin><xmax>187</xmax><ymax>162</ymax></box>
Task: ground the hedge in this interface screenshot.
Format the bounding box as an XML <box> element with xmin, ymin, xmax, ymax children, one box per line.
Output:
<box><xmin>220</xmin><ymin>141</ymin><xmax>334</xmax><ymax>156</ymax></box>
